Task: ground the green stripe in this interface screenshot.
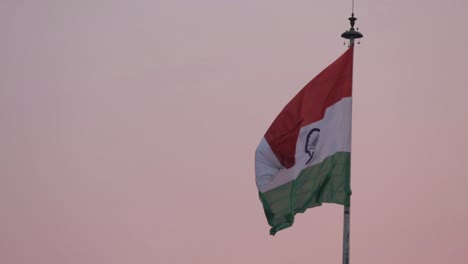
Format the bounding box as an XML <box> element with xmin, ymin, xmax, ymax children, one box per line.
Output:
<box><xmin>259</xmin><ymin>152</ymin><xmax>351</xmax><ymax>235</ymax></box>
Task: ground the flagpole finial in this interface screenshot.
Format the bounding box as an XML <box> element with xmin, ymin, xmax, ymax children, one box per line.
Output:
<box><xmin>341</xmin><ymin>13</ymin><xmax>363</xmax><ymax>42</ymax></box>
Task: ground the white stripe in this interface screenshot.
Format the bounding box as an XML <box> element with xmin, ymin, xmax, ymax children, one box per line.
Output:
<box><xmin>255</xmin><ymin>97</ymin><xmax>352</xmax><ymax>192</ymax></box>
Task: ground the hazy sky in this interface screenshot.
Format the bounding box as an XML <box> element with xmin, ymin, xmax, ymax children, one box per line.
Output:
<box><xmin>1</xmin><ymin>1</ymin><xmax>468</xmax><ymax>263</ymax></box>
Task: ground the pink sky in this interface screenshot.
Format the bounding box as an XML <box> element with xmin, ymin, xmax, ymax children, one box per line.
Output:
<box><xmin>1</xmin><ymin>1</ymin><xmax>468</xmax><ymax>263</ymax></box>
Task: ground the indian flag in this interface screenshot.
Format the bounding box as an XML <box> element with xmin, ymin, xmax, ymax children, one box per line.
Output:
<box><xmin>255</xmin><ymin>47</ymin><xmax>354</xmax><ymax>235</ymax></box>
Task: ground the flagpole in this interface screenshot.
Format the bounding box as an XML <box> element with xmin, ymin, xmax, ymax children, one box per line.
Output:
<box><xmin>341</xmin><ymin>12</ymin><xmax>362</xmax><ymax>264</ymax></box>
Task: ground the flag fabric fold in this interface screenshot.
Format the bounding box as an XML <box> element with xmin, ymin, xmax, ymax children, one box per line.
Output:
<box><xmin>255</xmin><ymin>47</ymin><xmax>354</xmax><ymax>235</ymax></box>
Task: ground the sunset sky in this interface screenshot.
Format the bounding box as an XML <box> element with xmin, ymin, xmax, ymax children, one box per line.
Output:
<box><xmin>1</xmin><ymin>1</ymin><xmax>468</xmax><ymax>263</ymax></box>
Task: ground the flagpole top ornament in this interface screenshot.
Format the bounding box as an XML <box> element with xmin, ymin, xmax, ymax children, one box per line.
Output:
<box><xmin>341</xmin><ymin>13</ymin><xmax>363</xmax><ymax>40</ymax></box>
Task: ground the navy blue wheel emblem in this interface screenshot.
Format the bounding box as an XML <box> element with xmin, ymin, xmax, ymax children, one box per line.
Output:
<box><xmin>305</xmin><ymin>128</ymin><xmax>320</xmax><ymax>164</ymax></box>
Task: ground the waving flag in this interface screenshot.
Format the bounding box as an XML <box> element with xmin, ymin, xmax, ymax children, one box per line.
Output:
<box><xmin>255</xmin><ymin>47</ymin><xmax>354</xmax><ymax>235</ymax></box>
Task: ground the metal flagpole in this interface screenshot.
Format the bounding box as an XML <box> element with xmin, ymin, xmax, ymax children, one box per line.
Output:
<box><xmin>340</xmin><ymin>10</ymin><xmax>363</xmax><ymax>264</ymax></box>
